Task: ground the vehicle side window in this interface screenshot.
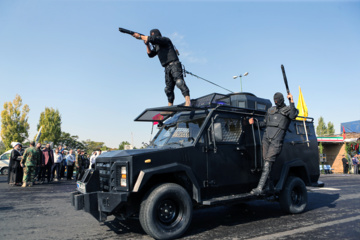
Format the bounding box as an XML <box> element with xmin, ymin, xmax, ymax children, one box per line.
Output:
<box><xmin>295</xmin><ymin>123</ymin><xmax>311</xmax><ymax>135</ymax></box>
<box><xmin>1</xmin><ymin>153</ymin><xmax>10</xmax><ymax>160</ymax></box>
<box><xmin>215</xmin><ymin>118</ymin><xmax>242</xmax><ymax>143</ymax></box>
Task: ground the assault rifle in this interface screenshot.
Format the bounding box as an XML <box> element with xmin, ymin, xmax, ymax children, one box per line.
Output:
<box><xmin>119</xmin><ymin>27</ymin><xmax>152</xmax><ymax>48</ymax></box>
<box><xmin>119</xmin><ymin>27</ymin><xmax>145</xmax><ymax>38</ymax></box>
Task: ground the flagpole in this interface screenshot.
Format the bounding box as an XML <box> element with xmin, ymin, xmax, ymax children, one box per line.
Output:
<box><xmin>299</xmin><ymin>86</ymin><xmax>310</xmax><ymax>147</ymax></box>
<box><xmin>303</xmin><ymin>118</ymin><xmax>310</xmax><ymax>147</ymax></box>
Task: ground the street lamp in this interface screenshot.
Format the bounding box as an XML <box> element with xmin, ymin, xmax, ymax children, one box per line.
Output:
<box><xmin>233</xmin><ymin>72</ymin><xmax>249</xmax><ymax>92</ymax></box>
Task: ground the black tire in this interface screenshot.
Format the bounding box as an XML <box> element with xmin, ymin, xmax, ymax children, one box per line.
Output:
<box><xmin>1</xmin><ymin>167</ymin><xmax>9</xmax><ymax>175</ymax></box>
<box><xmin>139</xmin><ymin>183</ymin><xmax>193</xmax><ymax>240</ymax></box>
<box><xmin>279</xmin><ymin>176</ymin><xmax>307</xmax><ymax>214</ymax></box>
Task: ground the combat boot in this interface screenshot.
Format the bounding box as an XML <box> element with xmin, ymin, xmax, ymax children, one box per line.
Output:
<box><xmin>21</xmin><ymin>182</ymin><xmax>27</xmax><ymax>188</ymax></box>
<box><xmin>251</xmin><ymin>161</ymin><xmax>272</xmax><ymax>195</ymax></box>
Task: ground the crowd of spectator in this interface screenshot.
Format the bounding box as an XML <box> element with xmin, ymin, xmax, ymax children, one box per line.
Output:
<box><xmin>7</xmin><ymin>142</ymin><xmax>102</xmax><ymax>187</ymax></box>
<box><xmin>342</xmin><ymin>154</ymin><xmax>359</xmax><ymax>175</ymax></box>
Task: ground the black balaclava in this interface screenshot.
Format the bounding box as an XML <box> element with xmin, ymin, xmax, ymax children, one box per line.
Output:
<box><xmin>274</xmin><ymin>92</ymin><xmax>285</xmax><ymax>108</ymax></box>
<box><xmin>150</xmin><ymin>29</ymin><xmax>162</xmax><ymax>37</ymax></box>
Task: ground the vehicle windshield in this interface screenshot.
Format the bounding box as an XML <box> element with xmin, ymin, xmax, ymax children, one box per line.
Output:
<box><xmin>151</xmin><ymin>112</ymin><xmax>206</xmax><ymax>148</ymax></box>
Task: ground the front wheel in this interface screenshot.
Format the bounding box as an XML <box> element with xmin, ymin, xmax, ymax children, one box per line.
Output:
<box><xmin>1</xmin><ymin>167</ymin><xmax>9</xmax><ymax>175</ymax></box>
<box><xmin>279</xmin><ymin>176</ymin><xmax>307</xmax><ymax>214</ymax></box>
<box><xmin>139</xmin><ymin>183</ymin><xmax>193</xmax><ymax>240</ymax></box>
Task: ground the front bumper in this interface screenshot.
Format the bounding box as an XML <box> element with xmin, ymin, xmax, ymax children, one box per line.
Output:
<box><xmin>70</xmin><ymin>169</ymin><xmax>129</xmax><ymax>222</ymax></box>
<box><xmin>71</xmin><ymin>190</ymin><xmax>128</xmax><ymax>222</ymax></box>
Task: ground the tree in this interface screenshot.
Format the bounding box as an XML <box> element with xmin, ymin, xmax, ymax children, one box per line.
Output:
<box><xmin>316</xmin><ymin>117</ymin><xmax>327</xmax><ymax>136</ymax></box>
<box><xmin>118</xmin><ymin>141</ymin><xmax>130</xmax><ymax>150</ymax></box>
<box><xmin>1</xmin><ymin>94</ymin><xmax>30</xmax><ymax>149</ymax></box>
<box><xmin>82</xmin><ymin>139</ymin><xmax>105</xmax><ymax>155</ymax></box>
<box><xmin>318</xmin><ymin>143</ymin><xmax>323</xmax><ymax>155</ymax></box>
<box><xmin>101</xmin><ymin>146</ymin><xmax>110</xmax><ymax>151</ymax></box>
<box><xmin>316</xmin><ymin>117</ymin><xmax>335</xmax><ymax>137</ymax></box>
<box><xmin>58</xmin><ymin>132</ymin><xmax>85</xmax><ymax>150</ymax></box>
<box><xmin>327</xmin><ymin>122</ymin><xmax>335</xmax><ymax>135</ymax></box>
<box><xmin>36</xmin><ymin>107</ymin><xmax>62</xmax><ymax>145</ymax></box>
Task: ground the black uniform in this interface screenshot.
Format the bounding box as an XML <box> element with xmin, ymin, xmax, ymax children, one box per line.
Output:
<box><xmin>342</xmin><ymin>157</ymin><xmax>348</xmax><ymax>174</ymax></box>
<box><xmin>260</xmin><ymin>93</ymin><xmax>299</xmax><ymax>162</ymax></box>
<box><xmin>8</xmin><ymin>149</ymin><xmax>22</xmax><ymax>185</ymax></box>
<box><xmin>251</xmin><ymin>92</ymin><xmax>298</xmax><ymax>195</ymax></box>
<box><xmin>147</xmin><ymin>29</ymin><xmax>190</xmax><ymax>104</ymax></box>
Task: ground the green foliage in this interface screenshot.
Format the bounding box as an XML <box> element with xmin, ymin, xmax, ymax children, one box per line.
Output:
<box><xmin>316</xmin><ymin>117</ymin><xmax>335</xmax><ymax>136</ymax></box>
<box><xmin>319</xmin><ymin>142</ymin><xmax>323</xmax><ymax>154</ymax></box>
<box><xmin>327</xmin><ymin>122</ymin><xmax>335</xmax><ymax>135</ymax></box>
<box><xmin>345</xmin><ymin>143</ymin><xmax>354</xmax><ymax>158</ymax></box>
<box><xmin>37</xmin><ymin>107</ymin><xmax>62</xmax><ymax>145</ymax></box>
<box><xmin>100</xmin><ymin>146</ymin><xmax>110</xmax><ymax>151</ymax></box>
<box><xmin>82</xmin><ymin>139</ymin><xmax>105</xmax><ymax>155</ymax></box>
<box><xmin>1</xmin><ymin>94</ymin><xmax>30</xmax><ymax>149</ymax></box>
<box><xmin>118</xmin><ymin>141</ymin><xmax>130</xmax><ymax>150</ymax></box>
<box><xmin>58</xmin><ymin>132</ymin><xmax>85</xmax><ymax>150</ymax></box>
<box><xmin>316</xmin><ymin>117</ymin><xmax>327</xmax><ymax>136</ymax></box>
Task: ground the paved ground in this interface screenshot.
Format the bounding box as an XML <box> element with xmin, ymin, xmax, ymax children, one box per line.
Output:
<box><xmin>0</xmin><ymin>174</ymin><xmax>359</xmax><ymax>240</ymax></box>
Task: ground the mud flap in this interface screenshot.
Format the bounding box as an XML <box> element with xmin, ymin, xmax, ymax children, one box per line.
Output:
<box><xmin>74</xmin><ymin>194</ymin><xmax>84</xmax><ymax>210</ymax></box>
<box><xmin>70</xmin><ymin>191</ymin><xmax>79</xmax><ymax>207</ymax></box>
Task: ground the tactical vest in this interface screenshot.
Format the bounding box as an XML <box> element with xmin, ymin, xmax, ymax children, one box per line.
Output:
<box><xmin>265</xmin><ymin>106</ymin><xmax>291</xmax><ymax>140</ymax></box>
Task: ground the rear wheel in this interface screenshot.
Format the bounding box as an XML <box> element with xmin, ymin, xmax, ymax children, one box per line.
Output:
<box><xmin>139</xmin><ymin>183</ymin><xmax>193</xmax><ymax>240</ymax></box>
<box><xmin>1</xmin><ymin>167</ymin><xmax>9</xmax><ymax>175</ymax></box>
<box><xmin>279</xmin><ymin>176</ymin><xmax>307</xmax><ymax>214</ymax></box>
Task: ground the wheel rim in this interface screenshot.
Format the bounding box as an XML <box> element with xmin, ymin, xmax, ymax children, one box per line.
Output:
<box><xmin>291</xmin><ymin>186</ymin><xmax>303</xmax><ymax>206</ymax></box>
<box><xmin>2</xmin><ymin>169</ymin><xmax>8</xmax><ymax>175</ymax></box>
<box><xmin>157</xmin><ymin>199</ymin><xmax>181</xmax><ymax>227</ymax></box>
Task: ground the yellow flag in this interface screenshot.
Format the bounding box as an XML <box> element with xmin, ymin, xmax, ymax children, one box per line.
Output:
<box><xmin>296</xmin><ymin>86</ymin><xmax>308</xmax><ymax>121</ymax></box>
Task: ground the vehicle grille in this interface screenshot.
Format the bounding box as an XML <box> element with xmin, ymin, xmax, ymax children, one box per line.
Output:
<box><xmin>96</xmin><ymin>162</ymin><xmax>111</xmax><ymax>191</ymax></box>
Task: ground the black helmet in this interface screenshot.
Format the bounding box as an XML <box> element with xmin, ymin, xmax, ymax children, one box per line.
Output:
<box><xmin>150</xmin><ymin>29</ymin><xmax>162</xmax><ymax>37</ymax></box>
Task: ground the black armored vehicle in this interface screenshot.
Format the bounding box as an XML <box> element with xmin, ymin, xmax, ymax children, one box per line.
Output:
<box><xmin>71</xmin><ymin>92</ymin><xmax>323</xmax><ymax>240</ymax></box>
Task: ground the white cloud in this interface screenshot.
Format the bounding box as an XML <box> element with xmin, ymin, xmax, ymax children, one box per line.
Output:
<box><xmin>170</xmin><ymin>32</ymin><xmax>207</xmax><ymax>64</ymax></box>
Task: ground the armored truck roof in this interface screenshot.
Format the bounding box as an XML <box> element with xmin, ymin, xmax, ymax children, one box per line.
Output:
<box><xmin>135</xmin><ymin>92</ymin><xmax>272</xmax><ymax>123</ymax></box>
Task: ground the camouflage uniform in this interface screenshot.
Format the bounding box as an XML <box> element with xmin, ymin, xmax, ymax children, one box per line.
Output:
<box><xmin>21</xmin><ymin>146</ymin><xmax>40</xmax><ymax>185</ymax></box>
<box><xmin>75</xmin><ymin>153</ymin><xmax>83</xmax><ymax>180</ymax></box>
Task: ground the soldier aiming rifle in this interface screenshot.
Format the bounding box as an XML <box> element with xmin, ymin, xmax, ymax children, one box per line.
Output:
<box><xmin>120</xmin><ymin>28</ymin><xmax>191</xmax><ymax>107</ymax></box>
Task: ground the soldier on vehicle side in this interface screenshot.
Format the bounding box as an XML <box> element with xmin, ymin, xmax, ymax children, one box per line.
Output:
<box><xmin>249</xmin><ymin>92</ymin><xmax>298</xmax><ymax>195</ymax></box>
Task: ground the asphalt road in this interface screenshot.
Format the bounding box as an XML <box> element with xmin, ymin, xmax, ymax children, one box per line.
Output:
<box><xmin>0</xmin><ymin>174</ymin><xmax>359</xmax><ymax>240</ymax></box>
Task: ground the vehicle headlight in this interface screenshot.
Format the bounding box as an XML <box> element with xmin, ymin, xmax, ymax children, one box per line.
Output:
<box><xmin>120</xmin><ymin>166</ymin><xmax>127</xmax><ymax>187</ymax></box>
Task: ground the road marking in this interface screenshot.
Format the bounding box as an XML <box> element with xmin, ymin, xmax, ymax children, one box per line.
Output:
<box><xmin>308</xmin><ymin>187</ymin><xmax>340</xmax><ymax>191</ymax></box>
<box><xmin>245</xmin><ymin>215</ymin><xmax>360</xmax><ymax>240</ymax></box>
<box><xmin>338</xmin><ymin>193</ymin><xmax>360</xmax><ymax>201</ymax></box>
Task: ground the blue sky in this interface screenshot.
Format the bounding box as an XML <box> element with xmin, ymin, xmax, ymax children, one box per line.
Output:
<box><xmin>1</xmin><ymin>0</ymin><xmax>359</xmax><ymax>148</ymax></box>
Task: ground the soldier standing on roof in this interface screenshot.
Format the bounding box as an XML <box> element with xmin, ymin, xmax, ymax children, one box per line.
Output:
<box><xmin>249</xmin><ymin>92</ymin><xmax>298</xmax><ymax>195</ymax></box>
<box><xmin>132</xmin><ymin>29</ymin><xmax>191</xmax><ymax>107</ymax></box>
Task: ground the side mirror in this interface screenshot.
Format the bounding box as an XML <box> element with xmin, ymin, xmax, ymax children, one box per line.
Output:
<box><xmin>214</xmin><ymin>123</ymin><xmax>223</xmax><ymax>142</ymax></box>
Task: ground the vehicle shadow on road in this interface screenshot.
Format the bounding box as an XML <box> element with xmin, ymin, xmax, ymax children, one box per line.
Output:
<box><xmin>306</xmin><ymin>192</ymin><xmax>339</xmax><ymax>209</ymax></box>
<box><xmin>100</xmin><ymin>192</ymin><xmax>339</xmax><ymax>239</ymax></box>
<box><xmin>103</xmin><ymin>218</ymin><xmax>146</xmax><ymax>236</ymax></box>
<box><xmin>184</xmin><ymin>191</ymin><xmax>340</xmax><ymax>238</ymax></box>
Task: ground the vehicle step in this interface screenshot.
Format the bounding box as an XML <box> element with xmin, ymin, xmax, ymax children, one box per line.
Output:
<box><xmin>202</xmin><ymin>193</ymin><xmax>254</xmax><ymax>205</ymax></box>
